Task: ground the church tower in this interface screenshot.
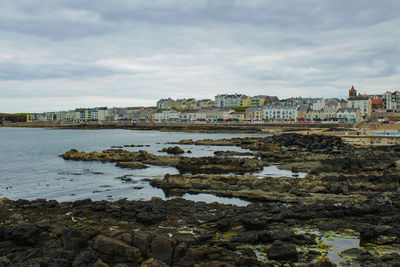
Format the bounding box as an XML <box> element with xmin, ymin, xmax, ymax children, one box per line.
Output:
<box><xmin>348</xmin><ymin>86</ymin><xmax>356</xmax><ymax>99</ymax></box>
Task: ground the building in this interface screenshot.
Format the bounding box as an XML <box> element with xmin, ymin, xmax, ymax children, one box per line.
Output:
<box><xmin>383</xmin><ymin>91</ymin><xmax>400</xmax><ymax>112</ymax></box>
<box><xmin>154</xmin><ymin>109</ymin><xmax>181</xmax><ymax>122</ymax></box>
<box><xmin>175</xmin><ymin>98</ymin><xmax>196</xmax><ymax>110</ymax></box>
<box><xmin>191</xmin><ymin>99</ymin><xmax>214</xmax><ymax>109</ymax></box>
<box><xmin>263</xmin><ymin>103</ymin><xmax>298</xmax><ymax>121</ymax></box>
<box><xmin>336</xmin><ymin>108</ymin><xmax>361</xmax><ymax>122</ymax></box>
<box><xmin>215</xmin><ymin>94</ymin><xmax>247</xmax><ymax>107</ymax></box>
<box><xmin>229</xmin><ymin>112</ymin><xmax>245</xmax><ymax>122</ymax></box>
<box><xmin>345</xmin><ymin>86</ymin><xmax>370</xmax><ymax>120</ymax></box>
<box><xmin>306</xmin><ymin>109</ymin><xmax>324</xmax><ymax>121</ymax></box>
<box><xmin>245</xmin><ymin>107</ymin><xmax>263</xmax><ymax>121</ymax></box>
<box><xmin>206</xmin><ymin>108</ymin><xmax>234</xmax><ymax>122</ymax></box>
<box><xmin>239</xmin><ymin>96</ymin><xmax>252</xmax><ymax>107</ymax></box>
<box><xmin>367</xmin><ymin>97</ymin><xmax>383</xmax><ymax>118</ymax></box>
<box><xmin>156</xmin><ymin>98</ymin><xmax>176</xmax><ymax>109</ymax></box>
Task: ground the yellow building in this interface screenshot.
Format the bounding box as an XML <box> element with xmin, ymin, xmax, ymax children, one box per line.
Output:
<box><xmin>240</xmin><ymin>96</ymin><xmax>252</xmax><ymax>107</ymax></box>
<box><xmin>245</xmin><ymin>107</ymin><xmax>263</xmax><ymax>121</ymax></box>
<box><xmin>26</xmin><ymin>114</ymin><xmax>34</xmax><ymax>122</ymax></box>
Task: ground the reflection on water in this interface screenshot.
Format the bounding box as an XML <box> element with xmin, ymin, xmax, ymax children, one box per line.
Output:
<box><xmin>321</xmin><ymin>234</ymin><xmax>360</xmax><ymax>265</ymax></box>
<box><xmin>256</xmin><ymin>165</ymin><xmax>307</xmax><ymax>178</ymax></box>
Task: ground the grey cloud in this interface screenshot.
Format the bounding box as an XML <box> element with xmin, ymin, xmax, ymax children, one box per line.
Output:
<box><xmin>0</xmin><ymin>0</ymin><xmax>399</xmax><ymax>112</ymax></box>
<box><xmin>0</xmin><ymin>62</ymin><xmax>135</xmax><ymax>81</ymax></box>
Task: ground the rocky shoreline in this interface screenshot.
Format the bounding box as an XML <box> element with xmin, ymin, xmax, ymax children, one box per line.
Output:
<box><xmin>1</xmin><ymin>194</ymin><xmax>400</xmax><ymax>266</ymax></box>
<box><xmin>3</xmin><ymin>133</ymin><xmax>400</xmax><ymax>266</ymax></box>
<box><xmin>1</xmin><ymin>121</ymin><xmax>354</xmax><ymax>134</ymax></box>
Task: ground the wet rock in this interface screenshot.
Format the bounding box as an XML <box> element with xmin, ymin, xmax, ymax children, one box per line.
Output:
<box><xmin>240</xmin><ymin>214</ymin><xmax>268</xmax><ymax>230</ymax></box>
<box><xmin>150</xmin><ymin>235</ymin><xmax>175</xmax><ymax>265</ymax></box>
<box><xmin>72</xmin><ymin>249</ymin><xmax>98</xmax><ymax>267</ymax></box>
<box><xmin>271</xmin><ymin>229</ymin><xmax>295</xmax><ymax>242</ymax></box>
<box><xmin>266</xmin><ymin>240</ymin><xmax>298</xmax><ymax>261</ymax></box>
<box><xmin>313</xmin><ymin>258</ymin><xmax>337</xmax><ymax>267</ymax></box>
<box><xmin>232</xmin><ymin>231</ymin><xmax>258</xmax><ymax>244</ymax></box>
<box><xmin>116</xmin><ymin>161</ymin><xmax>148</xmax><ymax>169</ymax></box>
<box><xmin>216</xmin><ymin>218</ymin><xmax>232</xmax><ymax>231</ymax></box>
<box><xmin>176</xmin><ymin>157</ymin><xmax>263</xmax><ymax>174</ymax></box>
<box><xmin>339</xmin><ymin>248</ymin><xmax>364</xmax><ymax>259</ymax></box>
<box><xmin>355</xmin><ymin>252</ymin><xmax>384</xmax><ymax>266</ymax></box>
<box><xmin>141</xmin><ymin>258</ymin><xmax>168</xmax><ymax>267</ymax></box>
<box><xmin>93</xmin><ymin>235</ymin><xmax>142</xmax><ymax>263</ymax></box>
<box><xmin>7</xmin><ymin>224</ymin><xmax>41</xmax><ymax>246</ymax></box>
<box><xmin>380</xmin><ymin>253</ymin><xmax>400</xmax><ymax>266</ymax></box>
<box><xmin>161</xmin><ymin>146</ymin><xmax>185</xmax><ymax>154</ymax></box>
<box><xmin>132</xmin><ymin>231</ymin><xmax>153</xmax><ymax>258</ymax></box>
<box><xmin>93</xmin><ymin>258</ymin><xmax>110</xmax><ymax>267</ymax></box>
<box><xmin>61</xmin><ymin>228</ymin><xmax>88</xmax><ymax>251</ymax></box>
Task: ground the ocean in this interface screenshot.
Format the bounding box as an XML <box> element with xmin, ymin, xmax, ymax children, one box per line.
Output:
<box><xmin>0</xmin><ymin>127</ymin><xmax>260</xmax><ymax>205</ymax></box>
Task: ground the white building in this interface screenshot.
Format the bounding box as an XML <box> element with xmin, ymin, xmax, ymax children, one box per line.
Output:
<box><xmin>206</xmin><ymin>108</ymin><xmax>234</xmax><ymax>121</ymax></box>
<box><xmin>154</xmin><ymin>109</ymin><xmax>181</xmax><ymax>122</ymax></box>
<box><xmin>336</xmin><ymin>108</ymin><xmax>361</xmax><ymax>122</ymax></box>
<box><xmin>263</xmin><ymin>103</ymin><xmax>298</xmax><ymax>121</ymax></box>
<box><xmin>215</xmin><ymin>94</ymin><xmax>246</xmax><ymax>107</ymax></box>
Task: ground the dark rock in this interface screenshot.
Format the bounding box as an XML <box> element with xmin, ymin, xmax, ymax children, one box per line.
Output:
<box><xmin>61</xmin><ymin>228</ymin><xmax>88</xmax><ymax>251</ymax></box>
<box><xmin>271</xmin><ymin>230</ymin><xmax>294</xmax><ymax>242</ymax></box>
<box><xmin>141</xmin><ymin>258</ymin><xmax>168</xmax><ymax>267</ymax></box>
<box><xmin>92</xmin><ymin>235</ymin><xmax>142</xmax><ymax>263</ymax></box>
<box><xmin>216</xmin><ymin>218</ymin><xmax>231</xmax><ymax>231</ymax></box>
<box><xmin>132</xmin><ymin>231</ymin><xmax>153</xmax><ymax>258</ymax></box>
<box><xmin>232</xmin><ymin>232</ymin><xmax>258</xmax><ymax>244</ymax></box>
<box><xmin>240</xmin><ymin>215</ymin><xmax>268</xmax><ymax>230</ymax></box>
<box><xmin>8</xmin><ymin>224</ymin><xmax>41</xmax><ymax>246</ymax></box>
<box><xmin>266</xmin><ymin>241</ymin><xmax>298</xmax><ymax>261</ymax></box>
<box><xmin>150</xmin><ymin>235</ymin><xmax>175</xmax><ymax>265</ymax></box>
<box><xmin>72</xmin><ymin>248</ymin><xmax>97</xmax><ymax>266</ymax></box>
<box><xmin>161</xmin><ymin>146</ymin><xmax>185</xmax><ymax>154</ymax></box>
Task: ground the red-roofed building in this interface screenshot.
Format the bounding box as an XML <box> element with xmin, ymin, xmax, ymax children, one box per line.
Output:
<box><xmin>367</xmin><ymin>96</ymin><xmax>384</xmax><ymax>118</ymax></box>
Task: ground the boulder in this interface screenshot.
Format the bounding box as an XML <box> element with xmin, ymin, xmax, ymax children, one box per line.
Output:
<box><xmin>141</xmin><ymin>258</ymin><xmax>168</xmax><ymax>267</ymax></box>
<box><xmin>116</xmin><ymin>161</ymin><xmax>148</xmax><ymax>169</ymax></box>
<box><xmin>8</xmin><ymin>224</ymin><xmax>41</xmax><ymax>246</ymax></box>
<box><xmin>132</xmin><ymin>231</ymin><xmax>153</xmax><ymax>258</ymax></box>
<box><xmin>266</xmin><ymin>241</ymin><xmax>298</xmax><ymax>261</ymax></box>
<box><xmin>93</xmin><ymin>235</ymin><xmax>142</xmax><ymax>263</ymax></box>
<box><xmin>61</xmin><ymin>228</ymin><xmax>88</xmax><ymax>250</ymax></box>
<box><xmin>150</xmin><ymin>235</ymin><xmax>176</xmax><ymax>265</ymax></box>
<box><xmin>161</xmin><ymin>147</ymin><xmax>185</xmax><ymax>154</ymax></box>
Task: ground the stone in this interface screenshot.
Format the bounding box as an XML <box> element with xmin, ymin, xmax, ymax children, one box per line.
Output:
<box><xmin>116</xmin><ymin>161</ymin><xmax>148</xmax><ymax>169</ymax></box>
<box><xmin>93</xmin><ymin>235</ymin><xmax>142</xmax><ymax>263</ymax></box>
<box><xmin>93</xmin><ymin>259</ymin><xmax>110</xmax><ymax>267</ymax></box>
<box><xmin>161</xmin><ymin>146</ymin><xmax>185</xmax><ymax>154</ymax></box>
<box><xmin>61</xmin><ymin>228</ymin><xmax>88</xmax><ymax>250</ymax></box>
<box><xmin>266</xmin><ymin>241</ymin><xmax>298</xmax><ymax>261</ymax></box>
<box><xmin>132</xmin><ymin>231</ymin><xmax>153</xmax><ymax>258</ymax></box>
<box><xmin>141</xmin><ymin>258</ymin><xmax>169</xmax><ymax>267</ymax></box>
<box><xmin>150</xmin><ymin>235</ymin><xmax>175</xmax><ymax>265</ymax></box>
<box><xmin>9</xmin><ymin>224</ymin><xmax>41</xmax><ymax>246</ymax></box>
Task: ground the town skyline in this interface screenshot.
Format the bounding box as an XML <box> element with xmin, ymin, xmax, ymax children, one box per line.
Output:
<box><xmin>1</xmin><ymin>1</ymin><xmax>399</xmax><ymax>113</ymax></box>
<box><xmin>1</xmin><ymin>86</ymin><xmax>396</xmax><ymax>113</ymax></box>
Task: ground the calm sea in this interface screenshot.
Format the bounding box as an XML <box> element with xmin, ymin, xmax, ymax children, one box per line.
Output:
<box><xmin>0</xmin><ymin>127</ymin><xmax>262</xmax><ymax>205</ymax></box>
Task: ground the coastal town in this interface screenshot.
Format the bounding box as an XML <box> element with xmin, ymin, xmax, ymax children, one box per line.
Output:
<box><xmin>1</xmin><ymin>86</ymin><xmax>400</xmax><ymax>125</ymax></box>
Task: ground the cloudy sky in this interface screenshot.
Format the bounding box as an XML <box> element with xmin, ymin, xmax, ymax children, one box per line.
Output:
<box><xmin>1</xmin><ymin>0</ymin><xmax>399</xmax><ymax>112</ymax></box>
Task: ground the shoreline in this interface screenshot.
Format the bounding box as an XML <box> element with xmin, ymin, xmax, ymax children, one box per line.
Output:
<box><xmin>2</xmin><ymin>131</ymin><xmax>400</xmax><ymax>265</ymax></box>
<box><xmin>0</xmin><ymin>121</ymin><xmax>355</xmax><ymax>134</ymax></box>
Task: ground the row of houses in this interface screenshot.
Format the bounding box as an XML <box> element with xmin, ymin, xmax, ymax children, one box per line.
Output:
<box><xmin>27</xmin><ymin>107</ymin><xmax>158</xmax><ymax>123</ymax></box>
<box><xmin>156</xmin><ymin>94</ymin><xmax>280</xmax><ymax>110</ymax></box>
<box><xmin>153</xmin><ymin>104</ymin><xmax>362</xmax><ymax>123</ymax></box>
<box><xmin>22</xmin><ymin>86</ymin><xmax>400</xmax><ymax>124</ymax></box>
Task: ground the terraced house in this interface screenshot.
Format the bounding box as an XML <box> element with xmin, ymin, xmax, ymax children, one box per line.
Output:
<box><xmin>263</xmin><ymin>102</ymin><xmax>298</xmax><ymax>121</ymax></box>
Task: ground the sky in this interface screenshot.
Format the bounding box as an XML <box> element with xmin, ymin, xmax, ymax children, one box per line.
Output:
<box><xmin>0</xmin><ymin>0</ymin><xmax>399</xmax><ymax>113</ymax></box>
